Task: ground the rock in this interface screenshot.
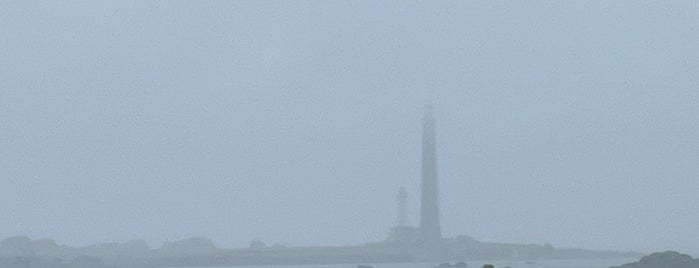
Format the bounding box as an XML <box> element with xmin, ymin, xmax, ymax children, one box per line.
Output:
<box><xmin>437</xmin><ymin>263</ymin><xmax>451</xmax><ymax>268</ymax></box>
<box><xmin>453</xmin><ymin>261</ymin><xmax>468</xmax><ymax>267</ymax></box>
<box><xmin>612</xmin><ymin>251</ymin><xmax>699</xmax><ymax>268</ymax></box>
<box><xmin>482</xmin><ymin>265</ymin><xmax>495</xmax><ymax>268</ymax></box>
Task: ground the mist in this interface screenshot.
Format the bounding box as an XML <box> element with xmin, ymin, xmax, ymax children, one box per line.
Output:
<box><xmin>1</xmin><ymin>0</ymin><xmax>697</xmax><ymax>256</ymax></box>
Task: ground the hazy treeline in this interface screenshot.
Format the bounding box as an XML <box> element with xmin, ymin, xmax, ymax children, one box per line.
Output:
<box><xmin>0</xmin><ymin>236</ymin><xmax>219</xmax><ymax>268</ymax></box>
<box><xmin>0</xmin><ymin>235</ymin><xmax>637</xmax><ymax>268</ymax></box>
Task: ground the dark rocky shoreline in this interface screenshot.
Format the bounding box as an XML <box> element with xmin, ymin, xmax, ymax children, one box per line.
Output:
<box><xmin>613</xmin><ymin>251</ymin><xmax>699</xmax><ymax>268</ymax></box>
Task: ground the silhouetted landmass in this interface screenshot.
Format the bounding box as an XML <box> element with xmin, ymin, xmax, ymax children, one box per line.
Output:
<box><xmin>612</xmin><ymin>251</ymin><xmax>699</xmax><ymax>268</ymax></box>
<box><xmin>0</xmin><ymin>235</ymin><xmax>639</xmax><ymax>268</ymax></box>
<box><xmin>0</xmin><ymin>236</ymin><xmax>152</xmax><ymax>268</ymax></box>
<box><xmin>159</xmin><ymin>237</ymin><xmax>218</xmax><ymax>256</ymax></box>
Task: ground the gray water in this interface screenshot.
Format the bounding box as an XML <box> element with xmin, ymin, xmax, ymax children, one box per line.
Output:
<box><xmin>179</xmin><ymin>259</ymin><xmax>635</xmax><ymax>268</ymax></box>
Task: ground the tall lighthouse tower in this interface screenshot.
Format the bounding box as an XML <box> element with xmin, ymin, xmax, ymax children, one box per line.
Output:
<box><xmin>420</xmin><ymin>104</ymin><xmax>442</xmax><ymax>244</ymax></box>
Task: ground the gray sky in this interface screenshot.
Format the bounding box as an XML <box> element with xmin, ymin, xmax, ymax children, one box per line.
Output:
<box><xmin>1</xmin><ymin>1</ymin><xmax>697</xmax><ymax>254</ymax></box>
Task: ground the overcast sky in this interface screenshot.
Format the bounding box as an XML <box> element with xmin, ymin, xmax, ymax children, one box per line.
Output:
<box><xmin>1</xmin><ymin>1</ymin><xmax>697</xmax><ymax>254</ymax></box>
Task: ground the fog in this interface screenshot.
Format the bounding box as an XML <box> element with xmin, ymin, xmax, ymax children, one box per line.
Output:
<box><xmin>1</xmin><ymin>1</ymin><xmax>697</xmax><ymax>255</ymax></box>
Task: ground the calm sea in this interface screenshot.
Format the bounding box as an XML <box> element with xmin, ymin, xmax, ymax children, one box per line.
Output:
<box><xmin>178</xmin><ymin>259</ymin><xmax>635</xmax><ymax>268</ymax></box>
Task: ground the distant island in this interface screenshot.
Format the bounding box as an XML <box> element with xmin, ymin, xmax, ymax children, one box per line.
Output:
<box><xmin>0</xmin><ymin>235</ymin><xmax>638</xmax><ymax>268</ymax></box>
